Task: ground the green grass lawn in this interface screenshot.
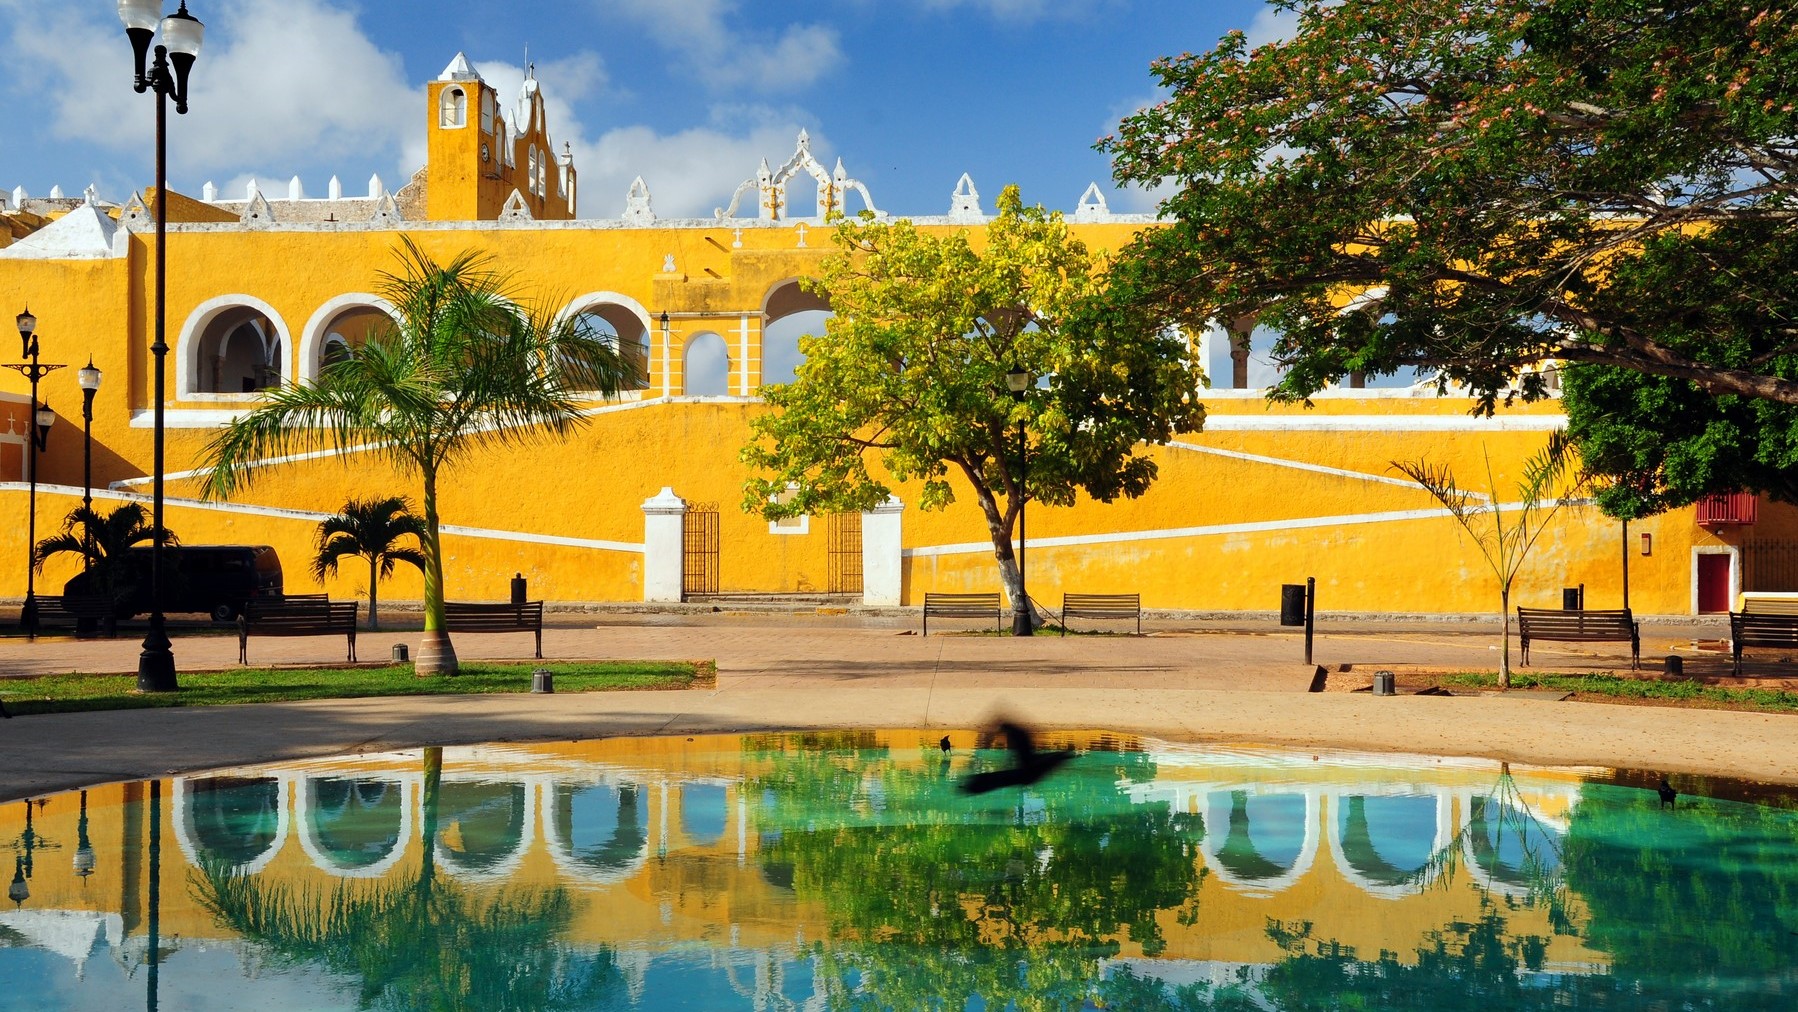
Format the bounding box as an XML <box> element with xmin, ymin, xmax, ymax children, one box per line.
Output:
<box><xmin>0</xmin><ymin>659</ymin><xmax>711</xmax><ymax>716</ymax></box>
<box><xmin>1439</xmin><ymin>671</ymin><xmax>1798</xmax><ymax>712</ymax></box>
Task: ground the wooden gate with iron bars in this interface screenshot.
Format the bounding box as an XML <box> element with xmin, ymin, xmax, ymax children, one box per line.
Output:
<box><xmin>682</xmin><ymin>501</ymin><xmax>719</xmax><ymax>600</ymax></box>
<box><xmin>827</xmin><ymin>512</ymin><xmax>863</xmax><ymax>595</ymax></box>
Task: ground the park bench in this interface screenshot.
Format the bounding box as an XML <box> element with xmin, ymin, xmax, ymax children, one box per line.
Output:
<box><xmin>922</xmin><ymin>592</ymin><xmax>1004</xmax><ymax>636</ymax></box>
<box><xmin>30</xmin><ymin>595</ymin><xmax>119</xmax><ymax>637</ymax></box>
<box><xmin>443</xmin><ymin>601</ymin><xmax>545</xmax><ymax>658</ymax></box>
<box><xmin>1059</xmin><ymin>593</ymin><xmax>1142</xmax><ymax>635</ymax></box>
<box><xmin>1515</xmin><ymin>606</ymin><xmax>1639</xmax><ymax>670</ymax></box>
<box><xmin>1729</xmin><ymin>611</ymin><xmax>1798</xmax><ymax>675</ymax></box>
<box><xmin>237</xmin><ymin>594</ymin><xmax>359</xmax><ymax>664</ymax></box>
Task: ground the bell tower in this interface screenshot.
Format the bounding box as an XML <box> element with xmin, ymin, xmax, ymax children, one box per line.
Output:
<box><xmin>423</xmin><ymin>52</ymin><xmax>575</xmax><ymax>222</ymax></box>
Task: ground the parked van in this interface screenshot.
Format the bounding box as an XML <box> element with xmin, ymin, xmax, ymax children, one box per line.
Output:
<box><xmin>65</xmin><ymin>545</ymin><xmax>285</xmax><ymax>621</ymax></box>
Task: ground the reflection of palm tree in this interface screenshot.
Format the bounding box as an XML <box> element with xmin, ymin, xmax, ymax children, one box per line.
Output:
<box><xmin>1408</xmin><ymin>764</ymin><xmax>1569</xmax><ymax>917</ymax></box>
<box><xmin>194</xmin><ymin>748</ymin><xmax>624</xmax><ymax>1011</ymax></box>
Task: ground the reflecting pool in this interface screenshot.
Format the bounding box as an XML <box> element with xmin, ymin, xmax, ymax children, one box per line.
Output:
<box><xmin>4</xmin><ymin>730</ymin><xmax>1798</xmax><ymax>1009</ymax></box>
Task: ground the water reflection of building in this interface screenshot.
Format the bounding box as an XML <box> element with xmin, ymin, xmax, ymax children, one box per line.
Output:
<box><xmin>1</xmin><ymin>733</ymin><xmax>1607</xmax><ymax>980</ymax></box>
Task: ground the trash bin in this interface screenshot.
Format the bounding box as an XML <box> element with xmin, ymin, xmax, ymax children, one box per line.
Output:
<box><xmin>1373</xmin><ymin>670</ymin><xmax>1395</xmax><ymax>696</ymax></box>
<box><xmin>1562</xmin><ymin>586</ymin><xmax>1583</xmax><ymax>610</ymax></box>
<box><xmin>1280</xmin><ymin>584</ymin><xmax>1307</xmax><ymax>626</ymax></box>
<box><xmin>511</xmin><ymin>572</ymin><xmax>527</xmax><ymax>605</ymax></box>
<box><xmin>531</xmin><ymin>668</ymin><xmax>554</xmax><ymax>693</ymax></box>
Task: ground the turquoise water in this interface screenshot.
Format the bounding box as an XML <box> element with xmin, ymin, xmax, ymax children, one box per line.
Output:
<box><xmin>3</xmin><ymin>731</ymin><xmax>1798</xmax><ymax>1009</ymax></box>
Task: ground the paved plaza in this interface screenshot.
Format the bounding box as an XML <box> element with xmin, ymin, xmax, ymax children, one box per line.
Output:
<box><xmin>4</xmin><ymin>607</ymin><xmax>1797</xmax><ymax>802</ymax></box>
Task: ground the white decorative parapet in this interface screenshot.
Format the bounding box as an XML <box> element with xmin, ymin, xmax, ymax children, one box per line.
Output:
<box><xmin>861</xmin><ymin>495</ymin><xmax>905</xmax><ymax>607</ymax></box>
<box><xmin>714</xmin><ymin>130</ymin><xmax>880</xmax><ymax>221</ymax></box>
<box><xmin>641</xmin><ymin>487</ymin><xmax>689</xmax><ymax>602</ymax></box>
<box><xmin>948</xmin><ymin>173</ymin><xmax>983</xmax><ymax>222</ymax></box>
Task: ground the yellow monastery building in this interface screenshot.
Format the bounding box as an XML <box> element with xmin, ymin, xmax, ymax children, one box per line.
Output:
<box><xmin>0</xmin><ymin>55</ymin><xmax>1790</xmax><ymax>617</ymax></box>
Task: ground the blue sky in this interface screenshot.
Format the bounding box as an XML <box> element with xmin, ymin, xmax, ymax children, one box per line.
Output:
<box><xmin>0</xmin><ymin>0</ymin><xmax>1292</xmax><ymax>220</ymax></box>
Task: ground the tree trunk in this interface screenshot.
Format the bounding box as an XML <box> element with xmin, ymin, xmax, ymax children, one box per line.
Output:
<box><xmin>970</xmin><ymin>479</ymin><xmax>1031</xmax><ymax>631</ymax></box>
<box><xmin>415</xmin><ymin>466</ymin><xmax>459</xmax><ymax>676</ymax></box>
<box><xmin>1498</xmin><ymin>586</ymin><xmax>1512</xmax><ymax>690</ymax></box>
<box><xmin>367</xmin><ymin>555</ymin><xmax>381</xmax><ymax>631</ymax></box>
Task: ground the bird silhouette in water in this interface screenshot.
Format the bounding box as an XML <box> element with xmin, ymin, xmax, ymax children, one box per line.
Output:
<box><xmin>939</xmin><ymin>735</ymin><xmax>952</xmax><ymax>753</ymax></box>
<box><xmin>960</xmin><ymin>721</ymin><xmax>1075</xmax><ymax>795</ymax></box>
<box><xmin>1658</xmin><ymin>777</ymin><xmax>1678</xmax><ymax>810</ymax></box>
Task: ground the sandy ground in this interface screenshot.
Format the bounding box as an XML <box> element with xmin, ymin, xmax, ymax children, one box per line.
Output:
<box><xmin>3</xmin><ymin>608</ymin><xmax>1794</xmax><ymax>801</ymax></box>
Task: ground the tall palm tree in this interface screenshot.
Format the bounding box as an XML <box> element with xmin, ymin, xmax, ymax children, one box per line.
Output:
<box><xmin>312</xmin><ymin>496</ymin><xmax>427</xmax><ymax>631</ymax></box>
<box><xmin>200</xmin><ymin>239</ymin><xmax>635</xmax><ymax>674</ymax></box>
<box><xmin>35</xmin><ymin>502</ymin><xmax>175</xmax><ymax>632</ymax></box>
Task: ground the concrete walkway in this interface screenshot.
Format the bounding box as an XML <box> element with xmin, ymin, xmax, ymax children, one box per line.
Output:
<box><xmin>4</xmin><ymin>609</ymin><xmax>1794</xmax><ymax>802</ymax></box>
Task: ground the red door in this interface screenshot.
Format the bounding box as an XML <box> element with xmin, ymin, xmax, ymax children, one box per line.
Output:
<box><xmin>1697</xmin><ymin>553</ymin><xmax>1733</xmax><ymax>613</ymax></box>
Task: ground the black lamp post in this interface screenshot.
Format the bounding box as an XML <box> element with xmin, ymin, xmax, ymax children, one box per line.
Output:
<box><xmin>78</xmin><ymin>360</ymin><xmax>102</xmax><ymax>575</ymax></box>
<box><xmin>73</xmin><ymin>790</ymin><xmax>95</xmax><ymax>884</ymax></box>
<box><xmin>6</xmin><ymin>309</ymin><xmax>65</xmax><ymax>639</ymax></box>
<box><xmin>1005</xmin><ymin>365</ymin><xmax>1032</xmax><ymax>636</ymax></box>
<box><xmin>119</xmin><ymin>0</ymin><xmax>203</xmax><ymax>693</ymax></box>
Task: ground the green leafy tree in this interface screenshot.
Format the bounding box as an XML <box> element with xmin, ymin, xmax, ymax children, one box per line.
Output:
<box><xmin>199</xmin><ymin>239</ymin><xmax>633</xmax><ymax>675</ymax></box>
<box><xmin>1391</xmin><ymin>436</ymin><xmax>1585</xmax><ymax>687</ymax></box>
<box><xmin>1102</xmin><ymin>0</ymin><xmax>1798</xmax><ymax>410</ymax></box>
<box><xmin>36</xmin><ymin>502</ymin><xmax>175</xmax><ymax>630</ymax></box>
<box><xmin>741</xmin><ymin>187</ymin><xmax>1205</xmax><ymax>627</ymax></box>
<box><xmin>311</xmin><ymin>496</ymin><xmax>427</xmax><ymax>631</ymax></box>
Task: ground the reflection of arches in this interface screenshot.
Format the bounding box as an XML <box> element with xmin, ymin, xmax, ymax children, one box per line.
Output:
<box><xmin>298</xmin><ymin>295</ymin><xmax>396</xmax><ymax>381</ymax></box>
<box><xmin>173</xmin><ymin>775</ymin><xmax>288</xmax><ymax>874</ymax></box>
<box><xmin>558</xmin><ymin>293</ymin><xmax>651</xmax><ymax>390</ymax></box>
<box><xmin>294</xmin><ymin>777</ymin><xmax>411</xmax><ymax>878</ymax></box>
<box><xmin>177</xmin><ymin>295</ymin><xmax>293</xmax><ymax>397</ymax></box>
<box><xmin>547</xmin><ymin>782</ymin><xmax>650</xmax><ymax>883</ymax></box>
<box><xmin>1329</xmin><ymin>793</ymin><xmax>1449</xmax><ymax>899</ymax></box>
<box><xmin>679</xmin><ymin>783</ymin><xmax>729</xmax><ymax>847</ymax></box>
<box><xmin>1463</xmin><ymin>793</ymin><xmax>1564</xmax><ymax>899</ymax></box>
<box><xmin>1200</xmin><ymin>789</ymin><xmax>1322</xmax><ymax>895</ymax></box>
<box><xmin>683</xmin><ymin>332</ymin><xmax>730</xmax><ymax>396</ymax></box>
<box><xmin>435</xmin><ymin>781</ymin><xmax>532</xmax><ymax>881</ymax></box>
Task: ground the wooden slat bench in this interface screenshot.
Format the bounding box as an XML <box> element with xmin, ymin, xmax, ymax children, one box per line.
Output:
<box><xmin>237</xmin><ymin>595</ymin><xmax>359</xmax><ymax>664</ymax></box>
<box><xmin>1060</xmin><ymin>593</ymin><xmax>1141</xmax><ymax>635</ymax></box>
<box><xmin>1729</xmin><ymin>611</ymin><xmax>1798</xmax><ymax>675</ymax></box>
<box><xmin>922</xmin><ymin>593</ymin><xmax>1003</xmax><ymax>636</ymax></box>
<box><xmin>31</xmin><ymin>595</ymin><xmax>119</xmax><ymax>637</ymax></box>
<box><xmin>443</xmin><ymin>601</ymin><xmax>545</xmax><ymax>658</ymax></box>
<box><xmin>1515</xmin><ymin>607</ymin><xmax>1639</xmax><ymax>670</ymax></box>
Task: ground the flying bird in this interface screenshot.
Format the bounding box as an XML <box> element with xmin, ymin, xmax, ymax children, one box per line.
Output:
<box><xmin>1658</xmin><ymin>777</ymin><xmax>1678</xmax><ymax>809</ymax></box>
<box><xmin>959</xmin><ymin>721</ymin><xmax>1075</xmax><ymax>795</ymax></box>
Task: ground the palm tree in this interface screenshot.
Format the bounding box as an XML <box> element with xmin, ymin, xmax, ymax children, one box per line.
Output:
<box><xmin>35</xmin><ymin>502</ymin><xmax>175</xmax><ymax>632</ymax></box>
<box><xmin>312</xmin><ymin>496</ymin><xmax>427</xmax><ymax>631</ymax></box>
<box><xmin>200</xmin><ymin>239</ymin><xmax>635</xmax><ymax>674</ymax></box>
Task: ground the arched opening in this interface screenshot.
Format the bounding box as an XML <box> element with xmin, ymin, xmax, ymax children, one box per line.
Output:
<box><xmin>679</xmin><ymin>783</ymin><xmax>730</xmax><ymax>847</ymax></box>
<box><xmin>1335</xmin><ymin>794</ymin><xmax>1439</xmax><ymax>888</ymax></box>
<box><xmin>304</xmin><ymin>777</ymin><xmax>406</xmax><ymax>871</ymax></box>
<box><xmin>1210</xmin><ymin>790</ymin><xmax>1308</xmax><ymax>883</ymax></box>
<box><xmin>435</xmin><ymin>781</ymin><xmax>529</xmax><ymax>875</ymax></box>
<box><xmin>762</xmin><ymin>281</ymin><xmax>832</xmax><ymax>388</ymax></box>
<box><xmin>193</xmin><ymin>305</ymin><xmax>284</xmax><ymax>394</ymax></box>
<box><xmin>315</xmin><ymin>305</ymin><xmax>389</xmax><ymax>375</ymax></box>
<box><xmin>683</xmin><ymin>332</ymin><xmax>730</xmax><ymax>396</ymax></box>
<box><xmin>440</xmin><ymin>86</ymin><xmax>466</xmax><ymax>129</ymax></box>
<box><xmin>551</xmin><ymin>783</ymin><xmax>649</xmax><ymax>877</ymax></box>
<box><xmin>574</xmin><ymin>303</ymin><xmax>650</xmax><ymax>390</ymax></box>
<box><xmin>183</xmin><ymin>776</ymin><xmax>284</xmax><ymax>867</ymax></box>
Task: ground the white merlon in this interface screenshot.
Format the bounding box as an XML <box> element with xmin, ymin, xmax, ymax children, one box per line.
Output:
<box><xmin>83</xmin><ymin>184</ymin><xmax>100</xmax><ymax>205</ymax></box>
<box><xmin>11</xmin><ymin>186</ymin><xmax>25</xmax><ymax>206</ymax></box>
<box><xmin>288</xmin><ymin>176</ymin><xmax>304</xmax><ymax>200</ymax></box>
<box><xmin>368</xmin><ymin>174</ymin><xmax>382</xmax><ymax>198</ymax></box>
<box><xmin>49</xmin><ymin>185</ymin><xmax>64</xmax><ymax>199</ymax></box>
<box><xmin>328</xmin><ymin>176</ymin><xmax>342</xmax><ymax>200</ymax></box>
<box><xmin>202</xmin><ymin>181</ymin><xmax>217</xmax><ymax>201</ymax></box>
<box><xmin>246</xmin><ymin>178</ymin><xmax>259</xmax><ymax>199</ymax></box>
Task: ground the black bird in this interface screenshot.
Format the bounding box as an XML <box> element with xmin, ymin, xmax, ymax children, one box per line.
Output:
<box><xmin>959</xmin><ymin>721</ymin><xmax>1075</xmax><ymax>795</ymax></box>
<box><xmin>1658</xmin><ymin>777</ymin><xmax>1678</xmax><ymax>809</ymax></box>
<box><xmin>939</xmin><ymin>735</ymin><xmax>952</xmax><ymax>753</ymax></box>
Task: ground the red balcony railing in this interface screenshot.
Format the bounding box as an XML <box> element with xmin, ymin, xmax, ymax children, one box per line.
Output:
<box><xmin>1696</xmin><ymin>492</ymin><xmax>1758</xmax><ymax>526</ymax></box>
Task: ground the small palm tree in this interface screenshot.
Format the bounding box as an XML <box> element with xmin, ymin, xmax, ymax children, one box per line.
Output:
<box><xmin>312</xmin><ymin>496</ymin><xmax>427</xmax><ymax>631</ymax></box>
<box><xmin>34</xmin><ymin>503</ymin><xmax>175</xmax><ymax>631</ymax></box>
<box><xmin>200</xmin><ymin>238</ymin><xmax>635</xmax><ymax>675</ymax></box>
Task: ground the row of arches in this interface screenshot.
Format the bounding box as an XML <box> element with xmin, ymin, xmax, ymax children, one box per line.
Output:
<box><xmin>176</xmin><ymin>771</ymin><xmax>1573</xmax><ymax>902</ymax></box>
<box><xmin>173</xmin><ymin>283</ymin><xmax>836</xmax><ymax>399</ymax></box>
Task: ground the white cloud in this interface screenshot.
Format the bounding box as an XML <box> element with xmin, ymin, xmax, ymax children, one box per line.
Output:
<box><xmin>574</xmin><ymin>117</ymin><xmax>830</xmax><ymax>220</ymax></box>
<box><xmin>910</xmin><ymin>0</ymin><xmax>1110</xmax><ymax>20</ymax></box>
<box><xmin>1243</xmin><ymin>5</ymin><xmax>1302</xmax><ymax>48</ymax></box>
<box><xmin>24</xmin><ymin>0</ymin><xmax>413</xmax><ymax>191</ymax></box>
<box><xmin>603</xmin><ymin>0</ymin><xmax>843</xmax><ymax>92</ymax></box>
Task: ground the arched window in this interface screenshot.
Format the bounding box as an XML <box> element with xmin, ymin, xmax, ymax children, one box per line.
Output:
<box><xmin>194</xmin><ymin>306</ymin><xmax>284</xmax><ymax>393</ymax></box>
<box><xmin>439</xmin><ymin>86</ymin><xmax>467</xmax><ymax>129</ymax></box>
<box><xmin>761</xmin><ymin>280</ymin><xmax>833</xmax><ymax>388</ymax></box>
<box><xmin>683</xmin><ymin>332</ymin><xmax>730</xmax><ymax>396</ymax></box>
<box><xmin>574</xmin><ymin>304</ymin><xmax>650</xmax><ymax>390</ymax></box>
<box><xmin>480</xmin><ymin>89</ymin><xmax>494</xmax><ymax>134</ymax></box>
<box><xmin>314</xmin><ymin>305</ymin><xmax>389</xmax><ymax>375</ymax></box>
